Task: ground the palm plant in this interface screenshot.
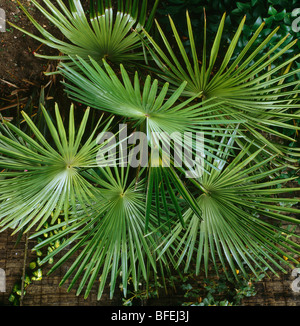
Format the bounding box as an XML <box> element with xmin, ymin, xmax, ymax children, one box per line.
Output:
<box><xmin>1</xmin><ymin>0</ymin><xmax>299</xmax><ymax>301</ymax></box>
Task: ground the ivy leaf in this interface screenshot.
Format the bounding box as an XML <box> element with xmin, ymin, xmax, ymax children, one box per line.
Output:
<box><xmin>253</xmin><ymin>16</ymin><xmax>263</xmax><ymax>29</ymax></box>
<box><xmin>268</xmin><ymin>6</ymin><xmax>278</xmax><ymax>16</ymax></box>
<box><xmin>274</xmin><ymin>10</ymin><xmax>286</xmax><ymax>21</ymax></box>
<box><xmin>231</xmin><ymin>8</ymin><xmax>242</xmax><ymax>15</ymax></box>
<box><xmin>264</xmin><ymin>16</ymin><xmax>275</xmax><ymax>25</ymax></box>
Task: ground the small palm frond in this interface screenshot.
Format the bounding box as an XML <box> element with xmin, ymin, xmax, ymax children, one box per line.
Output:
<box><xmin>0</xmin><ymin>104</ymin><xmax>114</xmax><ymax>233</ymax></box>
<box><xmin>30</xmin><ymin>167</ymin><xmax>173</xmax><ymax>300</ymax></box>
<box><xmin>10</xmin><ymin>0</ymin><xmax>159</xmax><ymax>68</ymax></box>
<box><xmin>143</xmin><ymin>11</ymin><xmax>300</xmax><ymax>154</ymax></box>
<box><xmin>157</xmin><ymin>144</ymin><xmax>300</xmax><ymax>279</ymax></box>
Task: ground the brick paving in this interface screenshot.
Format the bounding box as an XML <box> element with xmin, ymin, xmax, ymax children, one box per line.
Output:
<box><xmin>1</xmin><ymin>227</ymin><xmax>299</xmax><ymax>306</ymax></box>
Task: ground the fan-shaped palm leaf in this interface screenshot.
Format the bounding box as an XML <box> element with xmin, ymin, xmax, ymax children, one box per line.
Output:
<box><xmin>30</xmin><ymin>166</ymin><xmax>173</xmax><ymax>299</ymax></box>
<box><xmin>0</xmin><ymin>104</ymin><xmax>115</xmax><ymax>233</ymax></box>
<box><xmin>10</xmin><ymin>0</ymin><xmax>159</xmax><ymax>68</ymax></box>
<box><xmin>59</xmin><ymin>56</ymin><xmax>243</xmax><ymax>155</ymax></box>
<box><xmin>144</xmin><ymin>11</ymin><xmax>300</xmax><ymax>100</ymax></box>
<box><xmin>143</xmin><ymin>11</ymin><xmax>300</xmax><ymax>156</ymax></box>
<box><xmin>157</xmin><ymin>143</ymin><xmax>300</xmax><ymax>279</ymax></box>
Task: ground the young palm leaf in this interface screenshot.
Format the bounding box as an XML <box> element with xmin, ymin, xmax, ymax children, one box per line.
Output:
<box><xmin>0</xmin><ymin>104</ymin><xmax>115</xmax><ymax>233</ymax></box>
<box><xmin>10</xmin><ymin>0</ymin><xmax>159</xmax><ymax>68</ymax></box>
<box><xmin>157</xmin><ymin>143</ymin><xmax>300</xmax><ymax>279</ymax></box>
<box><xmin>29</xmin><ymin>166</ymin><xmax>173</xmax><ymax>300</ymax></box>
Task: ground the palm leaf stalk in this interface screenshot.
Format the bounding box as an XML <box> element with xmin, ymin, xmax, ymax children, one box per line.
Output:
<box><xmin>0</xmin><ymin>104</ymin><xmax>116</xmax><ymax>234</ymax></box>
<box><xmin>9</xmin><ymin>0</ymin><xmax>159</xmax><ymax>69</ymax></box>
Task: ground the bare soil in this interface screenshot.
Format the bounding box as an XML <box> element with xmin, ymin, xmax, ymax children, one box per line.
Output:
<box><xmin>0</xmin><ymin>0</ymin><xmax>58</xmax><ymax>95</ymax></box>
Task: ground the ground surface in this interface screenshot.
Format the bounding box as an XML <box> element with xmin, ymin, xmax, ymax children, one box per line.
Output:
<box><xmin>1</xmin><ymin>226</ymin><xmax>300</xmax><ymax>306</ymax></box>
<box><xmin>0</xmin><ymin>0</ymin><xmax>56</xmax><ymax>95</ymax></box>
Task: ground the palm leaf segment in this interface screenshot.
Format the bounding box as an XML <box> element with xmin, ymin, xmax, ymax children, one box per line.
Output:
<box><xmin>0</xmin><ymin>104</ymin><xmax>114</xmax><ymax>233</ymax></box>
<box><xmin>143</xmin><ymin>11</ymin><xmax>300</xmax><ymax>156</ymax></box>
<box><xmin>158</xmin><ymin>144</ymin><xmax>300</xmax><ymax>279</ymax></box>
<box><xmin>30</xmin><ymin>167</ymin><xmax>173</xmax><ymax>300</ymax></box>
<box><xmin>11</xmin><ymin>0</ymin><xmax>159</xmax><ymax>67</ymax></box>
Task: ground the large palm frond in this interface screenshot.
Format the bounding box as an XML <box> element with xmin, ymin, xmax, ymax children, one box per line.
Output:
<box><xmin>30</xmin><ymin>166</ymin><xmax>173</xmax><ymax>299</ymax></box>
<box><xmin>0</xmin><ymin>104</ymin><xmax>114</xmax><ymax>233</ymax></box>
<box><xmin>59</xmin><ymin>56</ymin><xmax>242</xmax><ymax>155</ymax></box>
<box><xmin>157</xmin><ymin>143</ymin><xmax>300</xmax><ymax>279</ymax></box>
<box><xmin>144</xmin><ymin>11</ymin><xmax>300</xmax><ymax>100</ymax></box>
<box><xmin>10</xmin><ymin>0</ymin><xmax>159</xmax><ymax>68</ymax></box>
<box><xmin>143</xmin><ymin>11</ymin><xmax>300</xmax><ymax>156</ymax></box>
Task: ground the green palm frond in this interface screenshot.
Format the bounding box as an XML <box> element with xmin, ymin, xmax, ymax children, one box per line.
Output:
<box><xmin>30</xmin><ymin>166</ymin><xmax>173</xmax><ymax>299</ymax></box>
<box><xmin>144</xmin><ymin>11</ymin><xmax>300</xmax><ymax>99</ymax></box>
<box><xmin>10</xmin><ymin>0</ymin><xmax>159</xmax><ymax>68</ymax></box>
<box><xmin>59</xmin><ymin>56</ymin><xmax>243</xmax><ymax>154</ymax></box>
<box><xmin>143</xmin><ymin>11</ymin><xmax>300</xmax><ymax>155</ymax></box>
<box><xmin>157</xmin><ymin>144</ymin><xmax>300</xmax><ymax>279</ymax></box>
<box><xmin>0</xmin><ymin>104</ymin><xmax>115</xmax><ymax>233</ymax></box>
